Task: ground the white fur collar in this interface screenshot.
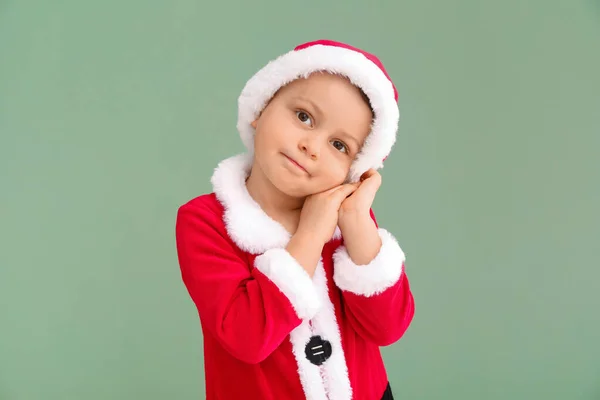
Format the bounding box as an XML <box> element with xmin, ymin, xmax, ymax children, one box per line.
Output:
<box><xmin>211</xmin><ymin>153</ymin><xmax>341</xmax><ymax>254</ymax></box>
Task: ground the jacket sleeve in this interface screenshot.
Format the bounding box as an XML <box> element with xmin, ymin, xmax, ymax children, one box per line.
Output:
<box><xmin>175</xmin><ymin>202</ymin><xmax>321</xmax><ymax>364</ymax></box>
<box><xmin>332</xmin><ymin>209</ymin><xmax>415</xmax><ymax>346</ymax></box>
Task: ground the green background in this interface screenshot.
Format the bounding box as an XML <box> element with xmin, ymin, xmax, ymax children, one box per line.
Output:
<box><xmin>1</xmin><ymin>0</ymin><xmax>599</xmax><ymax>399</ymax></box>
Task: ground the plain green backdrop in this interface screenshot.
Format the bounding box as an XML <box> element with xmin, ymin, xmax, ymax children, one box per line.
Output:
<box><xmin>1</xmin><ymin>1</ymin><xmax>599</xmax><ymax>399</ymax></box>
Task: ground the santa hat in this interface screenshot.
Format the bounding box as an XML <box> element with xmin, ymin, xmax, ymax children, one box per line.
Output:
<box><xmin>236</xmin><ymin>39</ymin><xmax>400</xmax><ymax>183</ymax></box>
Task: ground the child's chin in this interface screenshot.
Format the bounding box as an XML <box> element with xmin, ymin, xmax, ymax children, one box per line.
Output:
<box><xmin>279</xmin><ymin>185</ymin><xmax>312</xmax><ymax>199</ymax></box>
<box><xmin>273</xmin><ymin>180</ymin><xmax>313</xmax><ymax>198</ymax></box>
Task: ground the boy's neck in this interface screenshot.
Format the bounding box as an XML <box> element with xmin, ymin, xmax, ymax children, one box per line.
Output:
<box><xmin>245</xmin><ymin>165</ymin><xmax>305</xmax><ymax>234</ymax></box>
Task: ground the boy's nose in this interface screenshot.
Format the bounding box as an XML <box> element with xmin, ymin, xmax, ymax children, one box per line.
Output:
<box><xmin>298</xmin><ymin>135</ymin><xmax>322</xmax><ymax>160</ymax></box>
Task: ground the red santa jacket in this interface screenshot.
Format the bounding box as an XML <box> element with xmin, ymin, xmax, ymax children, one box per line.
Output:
<box><xmin>175</xmin><ymin>154</ymin><xmax>415</xmax><ymax>400</ymax></box>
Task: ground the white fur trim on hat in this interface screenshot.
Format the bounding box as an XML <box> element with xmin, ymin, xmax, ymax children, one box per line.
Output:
<box><xmin>237</xmin><ymin>43</ymin><xmax>400</xmax><ymax>183</ymax></box>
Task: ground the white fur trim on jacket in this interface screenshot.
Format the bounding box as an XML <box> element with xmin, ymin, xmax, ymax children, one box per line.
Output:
<box><xmin>333</xmin><ymin>228</ymin><xmax>405</xmax><ymax>297</ymax></box>
<box><xmin>289</xmin><ymin>260</ymin><xmax>352</xmax><ymax>400</ymax></box>
<box><xmin>211</xmin><ymin>153</ymin><xmax>341</xmax><ymax>254</ymax></box>
<box><xmin>254</xmin><ymin>249</ymin><xmax>321</xmax><ymax>320</ymax></box>
<box><xmin>237</xmin><ymin>44</ymin><xmax>400</xmax><ymax>183</ymax></box>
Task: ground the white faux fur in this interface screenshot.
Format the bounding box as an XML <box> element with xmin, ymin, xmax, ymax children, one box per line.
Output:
<box><xmin>254</xmin><ymin>249</ymin><xmax>321</xmax><ymax>320</ymax></box>
<box><xmin>237</xmin><ymin>44</ymin><xmax>400</xmax><ymax>183</ymax></box>
<box><xmin>333</xmin><ymin>228</ymin><xmax>405</xmax><ymax>297</ymax></box>
<box><xmin>289</xmin><ymin>320</ymin><xmax>327</xmax><ymax>400</ymax></box>
<box><xmin>211</xmin><ymin>153</ymin><xmax>341</xmax><ymax>255</ymax></box>
<box><xmin>289</xmin><ymin>261</ymin><xmax>353</xmax><ymax>400</ymax></box>
<box><xmin>311</xmin><ymin>260</ymin><xmax>353</xmax><ymax>399</ymax></box>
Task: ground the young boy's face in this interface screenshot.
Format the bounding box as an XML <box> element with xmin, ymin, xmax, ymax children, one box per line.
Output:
<box><xmin>250</xmin><ymin>72</ymin><xmax>373</xmax><ymax>198</ymax></box>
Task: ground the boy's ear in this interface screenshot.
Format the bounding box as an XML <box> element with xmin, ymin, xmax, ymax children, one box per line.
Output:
<box><xmin>251</xmin><ymin>119</ymin><xmax>258</xmax><ymax>129</ymax></box>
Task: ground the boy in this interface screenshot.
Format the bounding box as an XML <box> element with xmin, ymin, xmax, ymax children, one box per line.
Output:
<box><xmin>176</xmin><ymin>39</ymin><xmax>414</xmax><ymax>400</ymax></box>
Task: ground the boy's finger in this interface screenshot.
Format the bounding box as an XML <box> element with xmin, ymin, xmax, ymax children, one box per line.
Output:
<box><xmin>359</xmin><ymin>169</ymin><xmax>373</xmax><ymax>181</ymax></box>
<box><xmin>331</xmin><ymin>183</ymin><xmax>359</xmax><ymax>200</ymax></box>
<box><xmin>326</xmin><ymin>182</ymin><xmax>357</xmax><ymax>193</ymax></box>
<box><xmin>360</xmin><ymin>169</ymin><xmax>380</xmax><ymax>182</ymax></box>
<box><xmin>360</xmin><ymin>171</ymin><xmax>382</xmax><ymax>189</ymax></box>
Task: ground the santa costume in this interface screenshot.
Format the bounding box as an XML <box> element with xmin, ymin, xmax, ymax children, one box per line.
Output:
<box><xmin>175</xmin><ymin>40</ymin><xmax>415</xmax><ymax>400</ymax></box>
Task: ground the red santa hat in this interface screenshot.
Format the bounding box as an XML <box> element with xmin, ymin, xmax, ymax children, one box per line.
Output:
<box><xmin>236</xmin><ymin>39</ymin><xmax>400</xmax><ymax>183</ymax></box>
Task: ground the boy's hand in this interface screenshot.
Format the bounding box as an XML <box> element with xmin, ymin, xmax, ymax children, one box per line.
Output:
<box><xmin>289</xmin><ymin>183</ymin><xmax>359</xmax><ymax>278</ymax></box>
<box><xmin>339</xmin><ymin>169</ymin><xmax>381</xmax><ymax>221</ymax></box>
<box><xmin>296</xmin><ymin>182</ymin><xmax>360</xmax><ymax>247</ymax></box>
<box><xmin>337</xmin><ymin>169</ymin><xmax>383</xmax><ymax>265</ymax></box>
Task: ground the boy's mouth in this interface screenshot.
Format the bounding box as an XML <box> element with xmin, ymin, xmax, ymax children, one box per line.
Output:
<box><xmin>283</xmin><ymin>153</ymin><xmax>309</xmax><ymax>175</ymax></box>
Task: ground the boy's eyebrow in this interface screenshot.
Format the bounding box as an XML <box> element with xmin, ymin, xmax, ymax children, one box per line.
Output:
<box><xmin>295</xmin><ymin>96</ymin><xmax>323</xmax><ymax>117</ymax></box>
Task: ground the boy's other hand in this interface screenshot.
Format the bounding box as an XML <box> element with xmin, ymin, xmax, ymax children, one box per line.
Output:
<box><xmin>338</xmin><ymin>169</ymin><xmax>381</xmax><ymax>222</ymax></box>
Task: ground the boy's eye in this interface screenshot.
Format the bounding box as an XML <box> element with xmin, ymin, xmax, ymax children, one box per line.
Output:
<box><xmin>331</xmin><ymin>140</ymin><xmax>348</xmax><ymax>154</ymax></box>
<box><xmin>296</xmin><ymin>111</ymin><xmax>312</xmax><ymax>126</ymax></box>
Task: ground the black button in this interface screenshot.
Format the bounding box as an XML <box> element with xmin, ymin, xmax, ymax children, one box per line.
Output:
<box><xmin>304</xmin><ymin>335</ymin><xmax>332</xmax><ymax>366</ymax></box>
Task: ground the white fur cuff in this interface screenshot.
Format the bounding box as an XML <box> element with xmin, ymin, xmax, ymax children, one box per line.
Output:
<box><xmin>333</xmin><ymin>228</ymin><xmax>405</xmax><ymax>297</ymax></box>
<box><xmin>254</xmin><ymin>249</ymin><xmax>321</xmax><ymax>320</ymax></box>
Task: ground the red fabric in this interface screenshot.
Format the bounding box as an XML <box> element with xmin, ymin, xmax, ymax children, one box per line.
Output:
<box><xmin>334</xmin><ymin>209</ymin><xmax>415</xmax><ymax>348</ymax></box>
<box><xmin>176</xmin><ymin>194</ymin><xmax>414</xmax><ymax>400</ymax></box>
<box><xmin>294</xmin><ymin>39</ymin><xmax>399</xmax><ymax>102</ymax></box>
